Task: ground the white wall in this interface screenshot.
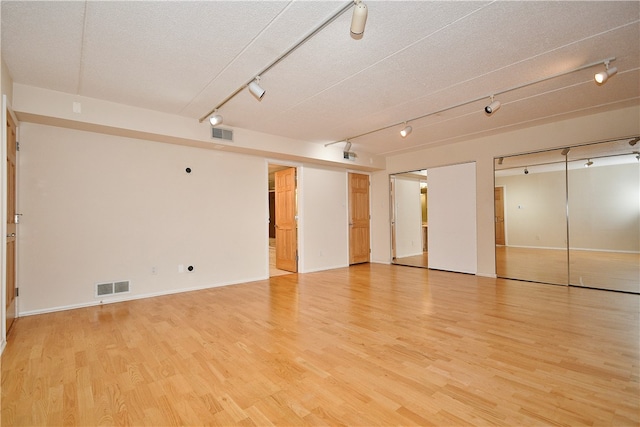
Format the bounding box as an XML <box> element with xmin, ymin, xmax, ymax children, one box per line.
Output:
<box><xmin>375</xmin><ymin>105</ymin><xmax>640</xmax><ymax>277</ymax></box>
<box><xmin>371</xmin><ymin>170</ymin><xmax>391</xmax><ymax>264</ymax></box>
<box><xmin>18</xmin><ymin>123</ymin><xmax>266</xmax><ymax>314</ymax></box>
<box><xmin>17</xmin><ymin>124</ymin><xmax>354</xmax><ymax>314</ymax></box>
<box><xmin>299</xmin><ymin>165</ymin><xmax>349</xmax><ymax>272</ymax></box>
<box><xmin>12</xmin><ymin>84</ymin><xmax>385</xmax><ymax>172</ymax></box>
<box><xmin>393</xmin><ymin>177</ymin><xmax>423</xmax><ymax>258</ymax></box>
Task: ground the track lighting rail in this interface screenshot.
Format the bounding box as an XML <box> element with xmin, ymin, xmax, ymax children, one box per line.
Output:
<box><xmin>324</xmin><ymin>56</ymin><xmax>616</xmax><ymax>147</ymax></box>
<box><xmin>199</xmin><ymin>1</ymin><xmax>355</xmax><ymax>123</ymax></box>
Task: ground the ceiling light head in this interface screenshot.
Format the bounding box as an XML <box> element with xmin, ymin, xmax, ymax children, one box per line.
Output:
<box><xmin>594</xmin><ymin>61</ymin><xmax>617</xmax><ymax>85</ymax></box>
<box><xmin>585</xmin><ymin>159</ymin><xmax>593</xmax><ymax>167</ymax></box>
<box><xmin>400</xmin><ymin>124</ymin><xmax>412</xmax><ymax>138</ymax></box>
<box><xmin>248</xmin><ymin>77</ymin><xmax>265</xmax><ymax>100</ymax></box>
<box><xmin>524</xmin><ymin>167</ymin><xmax>529</xmax><ymax>175</ymax></box>
<box><xmin>209</xmin><ymin>114</ymin><xmax>223</xmax><ymax>126</ymax></box>
<box><xmin>350</xmin><ymin>0</ymin><xmax>368</xmax><ymax>37</ymax></box>
<box><xmin>629</xmin><ymin>137</ymin><xmax>639</xmax><ymax>146</ymax></box>
<box><xmin>498</xmin><ymin>157</ymin><xmax>504</xmax><ymax>165</ymax></box>
<box><xmin>344</xmin><ymin>140</ymin><xmax>352</xmax><ymax>152</ymax></box>
<box><xmin>561</xmin><ymin>148</ymin><xmax>570</xmax><ymax>156</ymax></box>
<box><xmin>484</xmin><ymin>96</ymin><xmax>501</xmax><ymax>115</ymax></box>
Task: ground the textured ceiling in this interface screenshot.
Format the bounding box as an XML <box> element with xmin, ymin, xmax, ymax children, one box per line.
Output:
<box><xmin>2</xmin><ymin>1</ymin><xmax>639</xmax><ymax>157</ymax></box>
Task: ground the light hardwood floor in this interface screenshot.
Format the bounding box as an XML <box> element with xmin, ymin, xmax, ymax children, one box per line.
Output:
<box><xmin>2</xmin><ymin>264</ymin><xmax>639</xmax><ymax>426</ymax></box>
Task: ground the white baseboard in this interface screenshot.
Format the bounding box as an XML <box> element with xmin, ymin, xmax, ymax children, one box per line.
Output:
<box><xmin>19</xmin><ymin>277</ymin><xmax>265</xmax><ymax>317</ymax></box>
<box><xmin>302</xmin><ymin>264</ymin><xmax>349</xmax><ymax>274</ymax></box>
<box><xmin>476</xmin><ymin>272</ymin><xmax>498</xmax><ymax>278</ymax></box>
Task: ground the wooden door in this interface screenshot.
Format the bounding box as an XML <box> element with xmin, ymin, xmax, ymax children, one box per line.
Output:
<box><xmin>275</xmin><ymin>168</ymin><xmax>297</xmax><ymax>272</ymax></box>
<box><xmin>495</xmin><ymin>187</ymin><xmax>505</xmax><ymax>246</ymax></box>
<box><xmin>6</xmin><ymin>111</ymin><xmax>17</xmax><ymax>334</ymax></box>
<box><xmin>349</xmin><ymin>173</ymin><xmax>370</xmax><ymax>264</ymax></box>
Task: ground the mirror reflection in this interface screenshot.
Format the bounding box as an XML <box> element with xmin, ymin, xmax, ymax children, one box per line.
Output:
<box><xmin>495</xmin><ymin>137</ymin><xmax>639</xmax><ymax>294</ymax></box>
<box><xmin>390</xmin><ymin>170</ymin><xmax>428</xmax><ymax>268</ymax></box>
<box><xmin>494</xmin><ymin>149</ymin><xmax>568</xmax><ymax>285</ymax></box>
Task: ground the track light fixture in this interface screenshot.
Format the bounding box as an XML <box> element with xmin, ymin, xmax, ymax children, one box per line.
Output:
<box><xmin>248</xmin><ymin>76</ymin><xmax>266</xmax><ymax>100</ymax></box>
<box><xmin>200</xmin><ymin>1</ymin><xmax>357</xmax><ymax>123</ymax></box>
<box><xmin>400</xmin><ymin>123</ymin><xmax>412</xmax><ymax>138</ymax></box>
<box><xmin>209</xmin><ymin>114</ymin><xmax>223</xmax><ymax>126</ymax></box>
<box><xmin>585</xmin><ymin>159</ymin><xmax>593</xmax><ymax>167</ymax></box>
<box><xmin>561</xmin><ymin>148</ymin><xmax>570</xmax><ymax>156</ymax></box>
<box><xmin>485</xmin><ymin>96</ymin><xmax>501</xmax><ymax>115</ymax></box>
<box><xmin>344</xmin><ymin>140</ymin><xmax>352</xmax><ymax>152</ymax></box>
<box><xmin>594</xmin><ymin>60</ymin><xmax>617</xmax><ymax>85</ymax></box>
<box><xmin>351</xmin><ymin>0</ymin><xmax>368</xmax><ymax>37</ymax></box>
<box><xmin>326</xmin><ymin>56</ymin><xmax>619</xmax><ymax>149</ymax></box>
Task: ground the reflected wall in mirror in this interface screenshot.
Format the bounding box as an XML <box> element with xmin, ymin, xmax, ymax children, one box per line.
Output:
<box><xmin>567</xmin><ymin>140</ymin><xmax>640</xmax><ymax>293</ymax></box>
<box><xmin>495</xmin><ymin>137</ymin><xmax>639</xmax><ymax>294</ymax></box>
<box><xmin>494</xmin><ymin>149</ymin><xmax>569</xmax><ymax>285</ymax></box>
<box><xmin>390</xmin><ymin>170</ymin><xmax>428</xmax><ymax>268</ymax></box>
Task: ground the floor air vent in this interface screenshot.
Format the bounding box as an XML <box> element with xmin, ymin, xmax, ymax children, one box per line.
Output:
<box><xmin>96</xmin><ymin>280</ymin><xmax>130</xmax><ymax>297</ymax></box>
<box><xmin>212</xmin><ymin>127</ymin><xmax>233</xmax><ymax>142</ymax></box>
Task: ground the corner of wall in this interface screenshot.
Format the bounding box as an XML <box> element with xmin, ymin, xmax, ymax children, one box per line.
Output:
<box><xmin>2</xmin><ymin>58</ymin><xmax>14</xmax><ymax>106</ymax></box>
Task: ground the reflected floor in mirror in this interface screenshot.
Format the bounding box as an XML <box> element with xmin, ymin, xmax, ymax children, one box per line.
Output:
<box><xmin>496</xmin><ymin>246</ymin><xmax>640</xmax><ymax>293</ymax></box>
<box><xmin>393</xmin><ymin>252</ymin><xmax>428</xmax><ymax>268</ymax></box>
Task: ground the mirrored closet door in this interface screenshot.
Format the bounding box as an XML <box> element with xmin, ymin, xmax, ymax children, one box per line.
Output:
<box><xmin>495</xmin><ymin>137</ymin><xmax>639</xmax><ymax>294</ymax></box>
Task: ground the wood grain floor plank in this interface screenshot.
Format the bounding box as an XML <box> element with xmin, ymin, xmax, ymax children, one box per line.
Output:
<box><xmin>2</xmin><ymin>264</ymin><xmax>638</xmax><ymax>426</ymax></box>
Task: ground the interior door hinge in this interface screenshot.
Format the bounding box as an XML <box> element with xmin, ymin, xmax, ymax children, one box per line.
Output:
<box><xmin>15</xmin><ymin>288</ymin><xmax>19</xmax><ymax>297</ymax></box>
<box><xmin>16</xmin><ymin>140</ymin><xmax>20</xmax><ymax>151</ymax></box>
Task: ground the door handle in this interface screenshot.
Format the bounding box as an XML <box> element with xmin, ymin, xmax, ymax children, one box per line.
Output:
<box><xmin>6</xmin><ymin>233</ymin><xmax>15</xmax><ymax>238</ymax></box>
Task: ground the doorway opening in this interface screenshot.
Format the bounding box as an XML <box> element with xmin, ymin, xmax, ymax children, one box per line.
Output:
<box><xmin>268</xmin><ymin>163</ymin><xmax>297</xmax><ymax>277</ymax></box>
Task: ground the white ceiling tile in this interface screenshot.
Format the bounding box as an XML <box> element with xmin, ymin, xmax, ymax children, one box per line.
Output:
<box><xmin>1</xmin><ymin>1</ymin><xmax>86</xmax><ymax>94</ymax></box>
<box><xmin>2</xmin><ymin>0</ymin><xmax>638</xmax><ymax>156</ymax></box>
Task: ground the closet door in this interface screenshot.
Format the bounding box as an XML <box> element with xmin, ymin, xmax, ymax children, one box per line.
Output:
<box><xmin>494</xmin><ymin>150</ymin><xmax>568</xmax><ymax>285</ymax></box>
<box><xmin>567</xmin><ymin>142</ymin><xmax>640</xmax><ymax>293</ymax></box>
<box><xmin>428</xmin><ymin>162</ymin><xmax>477</xmax><ymax>274</ymax></box>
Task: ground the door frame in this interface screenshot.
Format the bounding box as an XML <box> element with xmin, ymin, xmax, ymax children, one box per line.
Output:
<box><xmin>494</xmin><ymin>185</ymin><xmax>507</xmax><ymax>246</ymax></box>
<box><xmin>267</xmin><ymin>161</ymin><xmax>301</xmax><ymax>276</ymax></box>
<box><xmin>2</xmin><ymin>95</ymin><xmax>19</xmax><ymax>349</ymax></box>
